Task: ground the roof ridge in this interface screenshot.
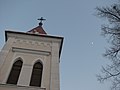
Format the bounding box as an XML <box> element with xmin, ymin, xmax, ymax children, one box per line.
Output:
<box><xmin>27</xmin><ymin>26</ymin><xmax>47</xmax><ymax>34</ymax></box>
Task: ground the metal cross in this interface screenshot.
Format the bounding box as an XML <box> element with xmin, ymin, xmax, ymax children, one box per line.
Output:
<box><xmin>38</xmin><ymin>17</ymin><xmax>46</xmax><ymax>23</ymax></box>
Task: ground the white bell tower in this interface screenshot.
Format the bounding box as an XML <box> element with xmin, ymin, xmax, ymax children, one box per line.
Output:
<box><xmin>0</xmin><ymin>19</ymin><xmax>64</xmax><ymax>90</ymax></box>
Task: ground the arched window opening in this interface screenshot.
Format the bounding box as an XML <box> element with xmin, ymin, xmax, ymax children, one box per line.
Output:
<box><xmin>30</xmin><ymin>62</ymin><xmax>43</xmax><ymax>87</ymax></box>
<box><xmin>7</xmin><ymin>60</ymin><xmax>23</xmax><ymax>84</ymax></box>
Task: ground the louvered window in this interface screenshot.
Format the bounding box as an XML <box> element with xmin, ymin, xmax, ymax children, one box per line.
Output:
<box><xmin>30</xmin><ymin>62</ymin><xmax>43</xmax><ymax>87</ymax></box>
<box><xmin>7</xmin><ymin>60</ymin><xmax>23</xmax><ymax>84</ymax></box>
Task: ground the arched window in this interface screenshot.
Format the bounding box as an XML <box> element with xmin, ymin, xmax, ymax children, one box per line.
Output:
<box><xmin>30</xmin><ymin>62</ymin><xmax>43</xmax><ymax>87</ymax></box>
<box><xmin>7</xmin><ymin>60</ymin><xmax>23</xmax><ymax>84</ymax></box>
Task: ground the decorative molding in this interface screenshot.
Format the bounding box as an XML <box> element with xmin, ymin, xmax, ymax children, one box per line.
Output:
<box><xmin>15</xmin><ymin>39</ymin><xmax>52</xmax><ymax>48</ymax></box>
<box><xmin>0</xmin><ymin>84</ymin><xmax>46</xmax><ymax>90</ymax></box>
<box><xmin>12</xmin><ymin>47</ymin><xmax>50</xmax><ymax>56</ymax></box>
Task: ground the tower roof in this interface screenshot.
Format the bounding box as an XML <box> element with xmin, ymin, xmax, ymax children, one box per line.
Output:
<box><xmin>27</xmin><ymin>17</ymin><xmax>47</xmax><ymax>35</ymax></box>
<box><xmin>27</xmin><ymin>25</ymin><xmax>47</xmax><ymax>34</ymax></box>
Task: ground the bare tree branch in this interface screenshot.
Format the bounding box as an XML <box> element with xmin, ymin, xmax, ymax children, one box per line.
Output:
<box><xmin>96</xmin><ymin>1</ymin><xmax>120</xmax><ymax>90</ymax></box>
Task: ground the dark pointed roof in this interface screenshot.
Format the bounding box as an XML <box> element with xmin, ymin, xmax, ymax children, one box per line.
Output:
<box><xmin>27</xmin><ymin>25</ymin><xmax>47</xmax><ymax>34</ymax></box>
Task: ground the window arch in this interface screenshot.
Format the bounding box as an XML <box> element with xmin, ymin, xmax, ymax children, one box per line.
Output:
<box><xmin>7</xmin><ymin>60</ymin><xmax>23</xmax><ymax>84</ymax></box>
<box><xmin>30</xmin><ymin>62</ymin><xmax>43</xmax><ymax>87</ymax></box>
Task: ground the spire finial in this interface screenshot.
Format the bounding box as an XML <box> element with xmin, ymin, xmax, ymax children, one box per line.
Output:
<box><xmin>37</xmin><ymin>17</ymin><xmax>46</xmax><ymax>26</ymax></box>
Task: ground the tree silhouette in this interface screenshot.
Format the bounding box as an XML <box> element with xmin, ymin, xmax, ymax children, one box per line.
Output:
<box><xmin>96</xmin><ymin>1</ymin><xmax>120</xmax><ymax>90</ymax></box>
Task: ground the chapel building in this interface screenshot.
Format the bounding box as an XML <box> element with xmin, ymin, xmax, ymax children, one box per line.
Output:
<box><xmin>0</xmin><ymin>19</ymin><xmax>64</xmax><ymax>90</ymax></box>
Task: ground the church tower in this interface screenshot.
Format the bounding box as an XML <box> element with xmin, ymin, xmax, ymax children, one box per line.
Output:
<box><xmin>0</xmin><ymin>18</ymin><xmax>64</xmax><ymax>90</ymax></box>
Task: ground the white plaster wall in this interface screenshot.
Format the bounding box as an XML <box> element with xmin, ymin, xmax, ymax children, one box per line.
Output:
<box><xmin>0</xmin><ymin>32</ymin><xmax>63</xmax><ymax>90</ymax></box>
<box><xmin>50</xmin><ymin>42</ymin><xmax>60</xmax><ymax>90</ymax></box>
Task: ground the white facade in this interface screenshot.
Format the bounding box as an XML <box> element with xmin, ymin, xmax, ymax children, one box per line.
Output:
<box><xmin>0</xmin><ymin>30</ymin><xmax>63</xmax><ymax>90</ymax></box>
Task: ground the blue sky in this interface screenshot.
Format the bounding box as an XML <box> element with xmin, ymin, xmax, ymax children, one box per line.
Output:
<box><xmin>0</xmin><ymin>0</ymin><xmax>116</xmax><ymax>90</ymax></box>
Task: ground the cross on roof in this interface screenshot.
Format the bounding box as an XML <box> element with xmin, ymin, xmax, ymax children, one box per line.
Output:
<box><xmin>38</xmin><ymin>17</ymin><xmax>46</xmax><ymax>26</ymax></box>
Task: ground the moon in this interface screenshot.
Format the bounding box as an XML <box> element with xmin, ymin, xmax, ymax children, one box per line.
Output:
<box><xmin>91</xmin><ymin>42</ymin><xmax>94</xmax><ymax>45</ymax></box>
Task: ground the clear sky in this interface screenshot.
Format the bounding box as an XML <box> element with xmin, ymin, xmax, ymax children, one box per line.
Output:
<box><xmin>0</xmin><ymin>0</ymin><xmax>117</xmax><ymax>90</ymax></box>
